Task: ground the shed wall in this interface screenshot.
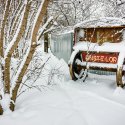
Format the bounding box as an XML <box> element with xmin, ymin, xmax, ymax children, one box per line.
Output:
<box><xmin>50</xmin><ymin>33</ymin><xmax>73</xmax><ymax>63</ymax></box>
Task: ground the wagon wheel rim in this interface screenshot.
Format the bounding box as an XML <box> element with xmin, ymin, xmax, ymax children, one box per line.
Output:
<box><xmin>116</xmin><ymin>67</ymin><xmax>125</xmax><ymax>88</ymax></box>
<box><xmin>122</xmin><ymin>71</ymin><xmax>125</xmax><ymax>85</ymax></box>
<box><xmin>70</xmin><ymin>52</ymin><xmax>87</xmax><ymax>81</ymax></box>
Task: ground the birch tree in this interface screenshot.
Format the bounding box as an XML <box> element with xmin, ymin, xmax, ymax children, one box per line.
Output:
<box><xmin>0</xmin><ymin>0</ymin><xmax>51</xmax><ymax>115</ymax></box>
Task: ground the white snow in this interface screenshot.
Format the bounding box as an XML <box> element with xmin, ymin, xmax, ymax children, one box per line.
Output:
<box><xmin>78</xmin><ymin>29</ymin><xmax>85</xmax><ymax>38</ymax></box>
<box><xmin>76</xmin><ymin>60</ymin><xmax>118</xmax><ymax>69</ymax></box>
<box><xmin>38</xmin><ymin>16</ymin><xmax>53</xmax><ymax>41</ymax></box>
<box><xmin>24</xmin><ymin>0</ymin><xmax>27</xmax><ymax>5</ymax></box>
<box><xmin>1</xmin><ymin>94</ymin><xmax>11</xmax><ymax>113</ymax></box>
<box><xmin>31</xmin><ymin>0</ymin><xmax>45</xmax><ymax>37</ymax></box>
<box><xmin>117</xmin><ymin>51</ymin><xmax>125</xmax><ymax>68</ymax></box>
<box><xmin>4</xmin><ymin>2</ymin><xmax>27</xmax><ymax>59</ymax></box>
<box><xmin>73</xmin><ymin>41</ymin><xmax>125</xmax><ymax>53</ymax></box>
<box><xmin>74</xmin><ymin>17</ymin><xmax>125</xmax><ymax>29</ymax></box>
<box><xmin>1</xmin><ymin>48</ymin><xmax>125</xmax><ymax>125</ymax></box>
<box><xmin>2</xmin><ymin>14</ymin><xmax>125</xmax><ymax>125</ymax></box>
<box><xmin>117</xmin><ymin>0</ymin><xmax>125</xmax><ymax>5</ymax></box>
<box><xmin>51</xmin><ymin>26</ymin><xmax>74</xmax><ymax>35</ymax></box>
<box><xmin>11</xmin><ymin>43</ymin><xmax>31</xmax><ymax>90</ymax></box>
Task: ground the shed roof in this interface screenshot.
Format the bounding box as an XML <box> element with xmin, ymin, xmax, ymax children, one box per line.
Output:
<box><xmin>74</xmin><ymin>17</ymin><xmax>125</xmax><ymax>29</ymax></box>
<box><xmin>51</xmin><ymin>26</ymin><xmax>74</xmax><ymax>35</ymax></box>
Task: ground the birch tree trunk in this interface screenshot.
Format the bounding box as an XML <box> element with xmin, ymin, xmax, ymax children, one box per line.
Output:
<box><xmin>4</xmin><ymin>2</ymin><xmax>31</xmax><ymax>94</ymax></box>
<box><xmin>0</xmin><ymin>0</ymin><xmax>11</xmax><ymax>115</ymax></box>
<box><xmin>10</xmin><ymin>0</ymin><xmax>50</xmax><ymax>111</ymax></box>
<box><xmin>0</xmin><ymin>0</ymin><xmax>11</xmax><ymax>57</ymax></box>
<box><xmin>0</xmin><ymin>0</ymin><xmax>51</xmax><ymax>114</ymax></box>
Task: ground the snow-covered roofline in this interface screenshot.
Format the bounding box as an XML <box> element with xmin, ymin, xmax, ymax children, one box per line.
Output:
<box><xmin>74</xmin><ymin>17</ymin><xmax>125</xmax><ymax>29</ymax></box>
<box><xmin>51</xmin><ymin>26</ymin><xmax>74</xmax><ymax>35</ymax></box>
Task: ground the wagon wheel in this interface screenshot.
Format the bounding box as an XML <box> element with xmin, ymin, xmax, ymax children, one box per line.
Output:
<box><xmin>69</xmin><ymin>52</ymin><xmax>88</xmax><ymax>81</ymax></box>
<box><xmin>116</xmin><ymin>66</ymin><xmax>125</xmax><ymax>88</ymax></box>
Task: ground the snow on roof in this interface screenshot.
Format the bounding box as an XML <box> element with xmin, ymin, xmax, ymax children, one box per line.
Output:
<box><xmin>51</xmin><ymin>26</ymin><xmax>74</xmax><ymax>35</ymax></box>
<box><xmin>74</xmin><ymin>17</ymin><xmax>125</xmax><ymax>29</ymax></box>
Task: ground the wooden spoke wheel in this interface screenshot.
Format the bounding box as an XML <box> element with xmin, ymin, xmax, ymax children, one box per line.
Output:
<box><xmin>69</xmin><ymin>52</ymin><xmax>87</xmax><ymax>81</ymax></box>
<box><xmin>116</xmin><ymin>66</ymin><xmax>125</xmax><ymax>88</ymax></box>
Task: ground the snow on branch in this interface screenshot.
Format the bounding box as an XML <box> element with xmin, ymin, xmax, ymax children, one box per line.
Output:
<box><xmin>38</xmin><ymin>16</ymin><xmax>53</xmax><ymax>41</ymax></box>
<box><xmin>117</xmin><ymin>0</ymin><xmax>125</xmax><ymax>5</ymax></box>
<box><xmin>4</xmin><ymin>1</ymin><xmax>28</xmax><ymax>59</ymax></box>
<box><xmin>31</xmin><ymin>0</ymin><xmax>46</xmax><ymax>37</ymax></box>
<box><xmin>9</xmin><ymin>1</ymin><xmax>24</xmax><ymax>36</ymax></box>
<box><xmin>11</xmin><ymin>5</ymin><xmax>52</xmax><ymax>91</ymax></box>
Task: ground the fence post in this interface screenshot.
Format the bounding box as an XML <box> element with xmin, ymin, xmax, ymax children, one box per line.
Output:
<box><xmin>44</xmin><ymin>32</ymin><xmax>48</xmax><ymax>53</ymax></box>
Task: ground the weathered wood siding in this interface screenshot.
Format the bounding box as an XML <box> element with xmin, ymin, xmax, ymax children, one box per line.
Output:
<box><xmin>77</xmin><ymin>27</ymin><xmax>125</xmax><ymax>44</ymax></box>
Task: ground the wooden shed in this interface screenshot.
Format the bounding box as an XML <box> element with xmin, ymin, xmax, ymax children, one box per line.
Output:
<box><xmin>74</xmin><ymin>17</ymin><xmax>125</xmax><ymax>45</ymax></box>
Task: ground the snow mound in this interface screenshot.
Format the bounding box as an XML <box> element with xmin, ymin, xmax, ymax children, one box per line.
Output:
<box><xmin>1</xmin><ymin>48</ymin><xmax>125</xmax><ymax>125</ymax></box>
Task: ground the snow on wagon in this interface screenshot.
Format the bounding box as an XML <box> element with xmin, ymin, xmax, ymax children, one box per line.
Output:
<box><xmin>69</xmin><ymin>17</ymin><xmax>125</xmax><ymax>87</ymax></box>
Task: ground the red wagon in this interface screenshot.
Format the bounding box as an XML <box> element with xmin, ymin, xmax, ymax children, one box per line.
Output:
<box><xmin>69</xmin><ymin>17</ymin><xmax>125</xmax><ymax>87</ymax></box>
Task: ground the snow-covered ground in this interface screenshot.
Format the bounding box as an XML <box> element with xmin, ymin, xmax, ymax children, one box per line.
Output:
<box><xmin>1</xmin><ymin>50</ymin><xmax>125</xmax><ymax>125</ymax></box>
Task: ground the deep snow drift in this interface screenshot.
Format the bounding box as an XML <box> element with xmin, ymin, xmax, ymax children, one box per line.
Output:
<box><xmin>0</xmin><ymin>49</ymin><xmax>125</xmax><ymax>125</ymax></box>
